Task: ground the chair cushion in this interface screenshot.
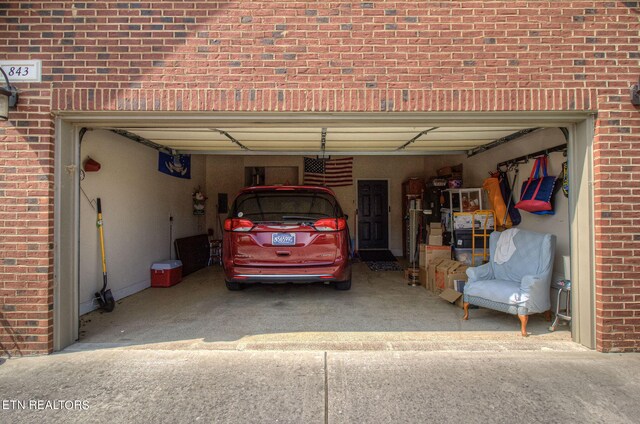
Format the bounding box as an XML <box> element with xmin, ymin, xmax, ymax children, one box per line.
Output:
<box><xmin>489</xmin><ymin>230</ymin><xmax>555</xmax><ymax>283</ymax></box>
<box><xmin>464</xmin><ymin>279</ymin><xmax>528</xmax><ymax>305</ymax></box>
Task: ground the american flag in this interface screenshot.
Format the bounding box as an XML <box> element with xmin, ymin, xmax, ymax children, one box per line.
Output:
<box><xmin>303</xmin><ymin>157</ymin><xmax>353</xmax><ymax>187</ymax></box>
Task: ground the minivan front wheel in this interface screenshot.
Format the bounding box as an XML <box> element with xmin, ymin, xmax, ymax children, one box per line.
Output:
<box><xmin>225</xmin><ymin>280</ymin><xmax>243</xmax><ymax>291</ymax></box>
<box><xmin>334</xmin><ymin>278</ymin><xmax>351</xmax><ymax>291</ymax></box>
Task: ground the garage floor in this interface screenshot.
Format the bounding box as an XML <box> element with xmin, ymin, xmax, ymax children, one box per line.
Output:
<box><xmin>76</xmin><ymin>263</ymin><xmax>572</xmax><ymax>351</ymax></box>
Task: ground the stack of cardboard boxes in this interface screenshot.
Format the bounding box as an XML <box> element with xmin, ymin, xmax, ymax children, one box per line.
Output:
<box><xmin>428</xmin><ymin>222</ymin><xmax>443</xmax><ymax>246</ymax></box>
<box><xmin>418</xmin><ymin>243</ymin><xmax>450</xmax><ymax>289</ymax></box>
<box><xmin>419</xmin><ymin>223</ymin><xmax>469</xmax><ymax>309</ymax></box>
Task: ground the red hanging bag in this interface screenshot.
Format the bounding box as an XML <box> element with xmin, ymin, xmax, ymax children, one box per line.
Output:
<box><xmin>514</xmin><ymin>156</ymin><xmax>557</xmax><ymax>214</ymax></box>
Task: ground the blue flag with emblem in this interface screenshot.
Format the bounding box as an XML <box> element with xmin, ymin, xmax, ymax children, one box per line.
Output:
<box><xmin>158</xmin><ymin>152</ymin><xmax>191</xmax><ymax>179</ymax></box>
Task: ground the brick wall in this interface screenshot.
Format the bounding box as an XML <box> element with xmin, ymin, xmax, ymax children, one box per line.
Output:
<box><xmin>1</xmin><ymin>1</ymin><xmax>639</xmax><ymax>354</ymax></box>
<box><xmin>593</xmin><ymin>100</ymin><xmax>640</xmax><ymax>353</ymax></box>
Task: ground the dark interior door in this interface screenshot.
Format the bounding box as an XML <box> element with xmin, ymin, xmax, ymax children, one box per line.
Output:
<box><xmin>357</xmin><ymin>180</ymin><xmax>389</xmax><ymax>249</ymax></box>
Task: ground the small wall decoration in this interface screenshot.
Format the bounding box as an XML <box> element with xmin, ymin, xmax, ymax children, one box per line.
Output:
<box><xmin>192</xmin><ymin>187</ymin><xmax>207</xmax><ymax>216</ymax></box>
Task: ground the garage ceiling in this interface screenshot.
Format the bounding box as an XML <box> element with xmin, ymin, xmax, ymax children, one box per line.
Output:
<box><xmin>115</xmin><ymin>125</ymin><xmax>537</xmax><ymax>155</ymax></box>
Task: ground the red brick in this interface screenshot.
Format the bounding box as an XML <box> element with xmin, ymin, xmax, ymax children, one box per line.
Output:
<box><xmin>1</xmin><ymin>1</ymin><xmax>640</xmax><ymax>354</ymax></box>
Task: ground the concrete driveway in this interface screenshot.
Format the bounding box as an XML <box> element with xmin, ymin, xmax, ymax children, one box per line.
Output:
<box><xmin>1</xmin><ymin>263</ymin><xmax>605</xmax><ymax>423</ymax></box>
<box><xmin>77</xmin><ymin>263</ymin><xmax>570</xmax><ymax>351</ymax></box>
<box><xmin>1</xmin><ymin>348</ymin><xmax>639</xmax><ymax>423</ymax></box>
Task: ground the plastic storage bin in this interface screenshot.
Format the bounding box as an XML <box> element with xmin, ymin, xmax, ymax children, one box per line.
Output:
<box><xmin>453</xmin><ymin>213</ymin><xmax>495</xmax><ymax>230</ymax></box>
<box><xmin>151</xmin><ymin>260</ymin><xmax>183</xmax><ymax>287</ymax></box>
<box><xmin>454</xmin><ymin>229</ymin><xmax>492</xmax><ymax>248</ymax></box>
<box><xmin>453</xmin><ymin>248</ymin><xmax>486</xmax><ymax>266</ymax></box>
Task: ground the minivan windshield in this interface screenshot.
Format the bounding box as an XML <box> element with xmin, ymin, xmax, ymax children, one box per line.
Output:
<box><xmin>231</xmin><ymin>191</ymin><xmax>342</xmax><ymax>223</ymax></box>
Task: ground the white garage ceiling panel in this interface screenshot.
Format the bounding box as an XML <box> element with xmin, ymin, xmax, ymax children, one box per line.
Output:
<box><xmin>117</xmin><ymin>125</ymin><xmax>537</xmax><ymax>155</ymax></box>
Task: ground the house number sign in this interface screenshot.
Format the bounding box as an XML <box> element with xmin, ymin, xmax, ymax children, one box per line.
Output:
<box><xmin>0</xmin><ymin>60</ymin><xmax>42</xmax><ymax>82</ymax></box>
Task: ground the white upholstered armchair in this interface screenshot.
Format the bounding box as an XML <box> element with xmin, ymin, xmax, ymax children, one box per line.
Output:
<box><xmin>463</xmin><ymin>229</ymin><xmax>556</xmax><ymax>336</ymax></box>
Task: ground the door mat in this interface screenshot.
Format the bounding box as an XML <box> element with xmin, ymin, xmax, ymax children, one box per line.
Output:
<box><xmin>365</xmin><ymin>261</ymin><xmax>404</xmax><ymax>272</ymax></box>
<box><xmin>358</xmin><ymin>250</ymin><xmax>397</xmax><ymax>262</ymax></box>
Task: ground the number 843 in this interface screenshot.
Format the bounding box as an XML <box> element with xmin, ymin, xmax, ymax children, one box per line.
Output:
<box><xmin>6</xmin><ymin>66</ymin><xmax>29</xmax><ymax>77</ymax></box>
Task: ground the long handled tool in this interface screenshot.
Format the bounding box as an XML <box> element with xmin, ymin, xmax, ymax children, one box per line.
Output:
<box><xmin>95</xmin><ymin>198</ymin><xmax>115</xmax><ymax>312</ymax></box>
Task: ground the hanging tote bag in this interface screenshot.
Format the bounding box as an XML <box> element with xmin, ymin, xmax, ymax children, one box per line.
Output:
<box><xmin>515</xmin><ymin>156</ymin><xmax>557</xmax><ymax>214</ymax></box>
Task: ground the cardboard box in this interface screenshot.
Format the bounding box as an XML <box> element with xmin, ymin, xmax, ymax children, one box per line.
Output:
<box><xmin>435</xmin><ymin>260</ymin><xmax>466</xmax><ymax>292</ymax></box>
<box><xmin>428</xmin><ymin>235</ymin><xmax>443</xmax><ymax>246</ymax></box>
<box><xmin>440</xmin><ymin>266</ymin><xmax>469</xmax><ymax>309</ymax></box>
<box><xmin>420</xmin><ymin>245</ymin><xmax>451</xmax><ymax>268</ymax></box>
<box><xmin>431</xmin><ymin>260</ymin><xmax>469</xmax><ymax>296</ymax></box>
<box><xmin>428</xmin><ymin>258</ymin><xmax>449</xmax><ymax>293</ymax></box>
<box><xmin>440</xmin><ymin>289</ymin><xmax>464</xmax><ymax>308</ymax></box>
<box><xmin>439</xmin><ymin>288</ymin><xmax>463</xmax><ymax>308</ymax></box>
<box><xmin>441</xmin><ymin>273</ymin><xmax>469</xmax><ymax>308</ymax></box>
<box><xmin>445</xmin><ymin>272</ymin><xmax>468</xmax><ymax>291</ymax></box>
<box><xmin>437</xmin><ymin>164</ymin><xmax>463</xmax><ymax>177</ymax></box>
<box><xmin>419</xmin><ymin>244</ymin><xmax>427</xmax><ymax>268</ymax></box>
<box><xmin>429</xmin><ymin>222</ymin><xmax>442</xmax><ymax>230</ymax></box>
<box><xmin>419</xmin><ymin>267</ymin><xmax>428</xmax><ymax>288</ymax></box>
<box><xmin>405</xmin><ymin>178</ymin><xmax>425</xmax><ymax>195</ymax></box>
<box><xmin>430</xmin><ymin>227</ymin><xmax>443</xmax><ymax>236</ymax></box>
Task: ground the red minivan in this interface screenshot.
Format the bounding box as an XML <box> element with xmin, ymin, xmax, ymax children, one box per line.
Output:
<box><xmin>222</xmin><ymin>186</ymin><xmax>352</xmax><ymax>291</ymax></box>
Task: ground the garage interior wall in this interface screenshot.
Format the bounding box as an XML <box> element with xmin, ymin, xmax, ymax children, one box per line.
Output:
<box><xmin>461</xmin><ymin>128</ymin><xmax>570</xmax><ymax>272</ymax></box>
<box><xmin>432</xmin><ymin>128</ymin><xmax>570</xmax><ymax>273</ymax></box>
<box><xmin>206</xmin><ymin>155</ymin><xmax>426</xmax><ymax>255</ymax></box>
<box><xmin>78</xmin><ymin>128</ymin><xmax>570</xmax><ymax>315</ymax></box>
<box><xmin>79</xmin><ymin>130</ymin><xmax>206</xmax><ymax>314</ymax></box>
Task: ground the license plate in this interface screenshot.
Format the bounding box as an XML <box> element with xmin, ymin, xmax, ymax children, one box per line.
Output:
<box><xmin>272</xmin><ymin>233</ymin><xmax>296</xmax><ymax>246</ymax></box>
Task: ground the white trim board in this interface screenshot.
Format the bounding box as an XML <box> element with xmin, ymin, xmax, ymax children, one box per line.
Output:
<box><xmin>53</xmin><ymin>112</ymin><xmax>596</xmax><ymax>351</ymax></box>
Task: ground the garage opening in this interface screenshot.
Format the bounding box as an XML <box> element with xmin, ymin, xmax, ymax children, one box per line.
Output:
<box><xmin>54</xmin><ymin>113</ymin><xmax>594</xmax><ymax>351</ymax></box>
